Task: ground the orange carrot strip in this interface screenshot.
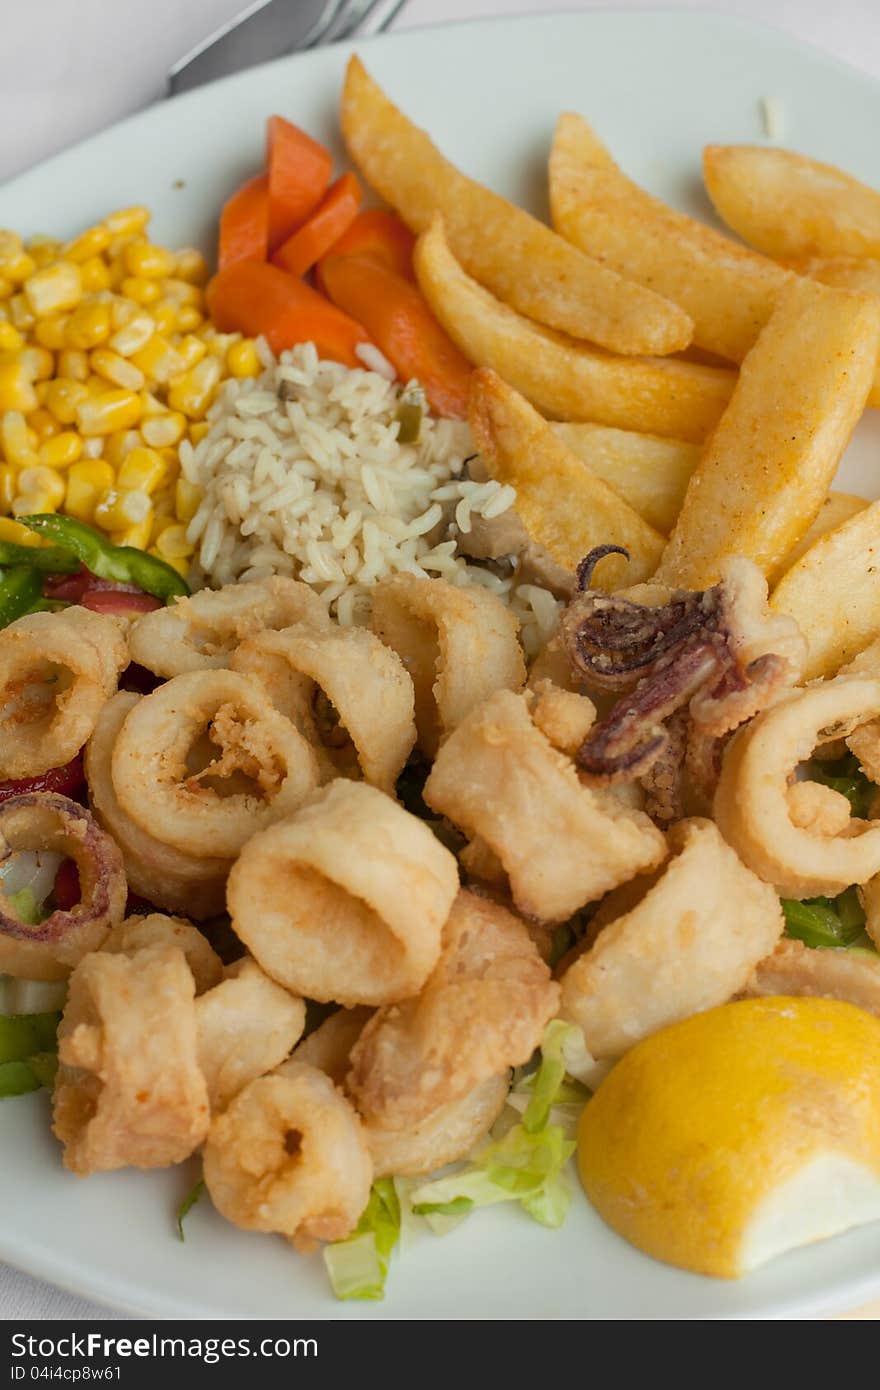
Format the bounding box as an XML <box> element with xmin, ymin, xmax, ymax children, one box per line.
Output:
<box><xmin>218</xmin><ymin>173</ymin><xmax>269</xmax><ymax>271</ymax></box>
<box><xmin>319</xmin><ymin>208</ymin><xmax>416</xmax><ymax>281</ymax></box>
<box><xmin>273</xmin><ymin>173</ymin><xmax>363</xmax><ymax>277</ymax></box>
<box><xmin>266</xmin><ymin>115</ymin><xmax>333</xmax><ymax>250</ymax></box>
<box><xmin>319</xmin><ymin>254</ymin><xmax>472</xmax><ymax>417</ymax></box>
<box><xmin>206</xmin><ymin>261</ymin><xmax>367</xmax><ymax>367</ymax></box>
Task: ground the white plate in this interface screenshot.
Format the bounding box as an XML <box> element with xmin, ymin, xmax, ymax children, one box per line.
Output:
<box><xmin>2</xmin><ymin>9</ymin><xmax>880</xmax><ymax>1321</ymax></box>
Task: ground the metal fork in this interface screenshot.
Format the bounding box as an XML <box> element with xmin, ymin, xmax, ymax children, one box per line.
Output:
<box><xmin>168</xmin><ymin>0</ymin><xmax>409</xmax><ymax>97</ymax></box>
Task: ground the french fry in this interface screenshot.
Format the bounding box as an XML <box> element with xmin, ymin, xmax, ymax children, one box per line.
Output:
<box><xmin>789</xmin><ymin>256</ymin><xmax>880</xmax><ymax>407</ymax></box>
<box><xmin>655</xmin><ymin>277</ymin><xmax>880</xmax><ymax>589</ymax></box>
<box><xmin>414</xmin><ymin>217</ymin><xmax>734</xmax><ymax>442</ymax></box>
<box><xmin>703</xmin><ymin>145</ymin><xmax>880</xmax><ymax>261</ymax></box>
<box><xmin>551</xmin><ymin>423</ymin><xmax>698</xmax><ymax>535</ymax></box>
<box><xmin>777</xmin><ymin>492</ymin><xmax>868</xmax><ymax>575</ymax></box>
<box><xmin>340</xmin><ymin>57</ymin><xmax>693</xmax><ymax>356</ymax></box>
<box><xmin>549</xmin><ymin>113</ymin><xmax>789</xmax><ymax>364</ymax></box>
<box><xmin>771</xmin><ymin>501</ymin><xmax>880</xmax><ymax>679</ymax></box>
<box><xmin>469</xmin><ymin>369</ymin><xmax>665</xmax><ymax>589</ymax></box>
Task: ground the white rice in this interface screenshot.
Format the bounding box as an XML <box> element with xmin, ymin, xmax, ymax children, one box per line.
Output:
<box><xmin>181</xmin><ymin>342</ymin><xmax>560</xmax><ymax>655</ymax></box>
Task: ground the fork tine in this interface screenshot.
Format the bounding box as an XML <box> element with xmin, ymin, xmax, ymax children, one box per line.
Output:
<box><xmin>302</xmin><ymin>0</ymin><xmax>351</xmax><ymax>48</ymax></box>
<box><xmin>322</xmin><ymin>0</ymin><xmax>383</xmax><ymax>43</ymax></box>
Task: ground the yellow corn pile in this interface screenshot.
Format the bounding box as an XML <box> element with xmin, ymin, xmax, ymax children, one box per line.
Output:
<box><xmin>0</xmin><ymin>207</ymin><xmax>262</xmax><ymax>577</ymax></box>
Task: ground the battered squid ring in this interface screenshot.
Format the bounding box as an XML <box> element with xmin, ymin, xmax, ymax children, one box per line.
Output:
<box><xmin>203</xmin><ymin>1063</ymin><xmax>372</xmax><ymax>1246</ymax></box>
<box><xmin>0</xmin><ymin>794</ymin><xmax>126</xmax><ymax>981</ymax></box>
<box><xmin>227</xmin><ymin>780</ymin><xmax>459</xmax><ymax>1006</ymax></box>
<box><xmin>110</xmin><ymin>670</ymin><xmax>321</xmax><ymax>859</ymax></box>
<box><xmin>292</xmin><ymin>1007</ymin><xmax>374</xmax><ymax>1087</ymax></box>
<box><xmin>128</xmin><ymin>576</ymin><xmax>331</xmax><ymax>678</ymax></box>
<box><xmin>714</xmin><ymin>675</ymin><xmax>880</xmax><ymax>897</ymax></box>
<box><xmin>0</xmin><ymin>609</ymin><xmax>127</xmax><ymax>778</ymax></box>
<box><xmin>370</xmin><ymin>574</ymin><xmax>526</xmax><ymax>758</ymax></box>
<box><xmin>52</xmin><ymin>945</ymin><xmax>210</xmax><ymax>1174</ymax></box>
<box><xmin>558</xmin><ymin>819</ymin><xmax>783</xmax><ymax>1063</ymax></box>
<box><xmin>348</xmin><ymin>890</ymin><xmax>559</xmax><ymax>1129</ymax></box>
<box><xmin>233</xmin><ymin>624</ymin><xmax>416</xmax><ymax>794</ymax></box>
<box><xmin>85</xmin><ymin>693</ymin><xmax>232</xmax><ymax>920</ymax></box>
<box><xmin>101</xmin><ymin>912</ymin><xmax>224</xmax><ymax>994</ymax></box>
<box><xmin>423</xmin><ymin>689</ymin><xmax>666</xmax><ymax>922</ymax></box>
<box><xmin>364</xmin><ymin>1074</ymin><xmax>510</xmax><ymax>1178</ymax></box>
<box><xmin>195</xmin><ymin>957</ymin><xmax>306</xmax><ymax>1113</ymax></box>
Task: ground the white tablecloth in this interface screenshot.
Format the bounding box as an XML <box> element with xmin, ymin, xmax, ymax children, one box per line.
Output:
<box><xmin>2</xmin><ymin>0</ymin><xmax>880</xmax><ymax>1320</ymax></box>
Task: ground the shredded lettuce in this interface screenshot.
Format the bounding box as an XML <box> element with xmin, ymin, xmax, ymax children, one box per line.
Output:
<box><xmin>176</xmin><ymin>1177</ymin><xmax>205</xmax><ymax>1241</ymax></box>
<box><xmin>782</xmin><ymin>886</ymin><xmax>869</xmax><ymax>950</ymax></box>
<box><xmin>6</xmin><ymin>887</ymin><xmax>44</xmax><ymax>926</ymax></box>
<box><xmin>0</xmin><ymin>1011</ymin><xmax>60</xmax><ymax>1100</ymax></box>
<box><xmin>324</xmin><ymin>1178</ymin><xmax>401</xmax><ymax>1301</ymax></box>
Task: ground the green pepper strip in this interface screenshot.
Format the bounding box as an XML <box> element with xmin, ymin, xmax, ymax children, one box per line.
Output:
<box><xmin>0</xmin><ymin>567</ymin><xmax>43</xmax><ymax>629</ymax></box>
<box><xmin>0</xmin><ymin>1012</ymin><xmax>61</xmax><ymax>1064</ymax></box>
<box><xmin>0</xmin><ymin>541</ymin><xmax>79</xmax><ymax>573</ymax></box>
<box><xmin>18</xmin><ymin>515</ymin><xmax>189</xmax><ymax>602</ymax></box>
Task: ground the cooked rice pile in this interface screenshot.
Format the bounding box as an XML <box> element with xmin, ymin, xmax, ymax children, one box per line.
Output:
<box><xmin>181</xmin><ymin>342</ymin><xmax>560</xmax><ymax>653</ymax></box>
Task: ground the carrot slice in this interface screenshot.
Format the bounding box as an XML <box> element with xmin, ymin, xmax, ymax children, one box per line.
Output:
<box><xmin>319</xmin><ymin>254</ymin><xmax>472</xmax><ymax>417</ymax></box>
<box><xmin>319</xmin><ymin>208</ymin><xmax>416</xmax><ymax>280</ymax></box>
<box><xmin>218</xmin><ymin>173</ymin><xmax>269</xmax><ymax>271</ymax></box>
<box><xmin>273</xmin><ymin>173</ymin><xmax>363</xmax><ymax>277</ymax></box>
<box><xmin>266</xmin><ymin>115</ymin><xmax>333</xmax><ymax>249</ymax></box>
<box><xmin>206</xmin><ymin>261</ymin><xmax>367</xmax><ymax>367</ymax></box>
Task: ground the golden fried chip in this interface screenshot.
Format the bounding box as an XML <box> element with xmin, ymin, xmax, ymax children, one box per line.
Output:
<box><xmin>551</xmin><ymin>423</ymin><xmax>698</xmax><ymax>535</ymax></box>
<box><xmin>776</xmin><ymin>492</ymin><xmax>868</xmax><ymax>576</ymax></box>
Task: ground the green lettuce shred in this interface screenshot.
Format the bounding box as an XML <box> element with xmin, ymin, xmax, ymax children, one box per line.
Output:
<box><xmin>176</xmin><ymin>1177</ymin><xmax>205</xmax><ymax>1242</ymax></box>
<box><xmin>781</xmin><ymin>886</ymin><xmax>871</xmax><ymax>951</ymax></box>
<box><xmin>6</xmin><ymin>888</ymin><xmax>45</xmax><ymax>926</ymax></box>
<box><xmin>324</xmin><ymin>1178</ymin><xmax>401</xmax><ymax>1301</ymax></box>
<box><xmin>0</xmin><ymin>1011</ymin><xmax>60</xmax><ymax>1098</ymax></box>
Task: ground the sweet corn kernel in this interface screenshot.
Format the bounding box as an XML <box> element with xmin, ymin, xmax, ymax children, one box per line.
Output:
<box><xmin>0</xmin><ymin>516</ymin><xmax>44</xmax><ymax>544</ymax></box>
<box><xmin>0</xmin><ymin>279</ymin><xmax>12</xmax><ymax>302</ymax></box>
<box><xmin>94</xmin><ymin>486</ymin><xmax>152</xmax><ymax>531</ymax></box>
<box><xmin>27</xmin><ymin>409</ymin><xmax>59</xmax><ymax>442</ymax></box>
<box><xmin>26</xmin><ymin>236</ymin><xmax>61</xmax><ymax>269</ymax></box>
<box><xmin>131</xmin><ymin>334</ymin><xmax>184</xmax><ymax>384</ymax></box>
<box><xmin>9</xmin><ymin>295</ymin><xmax>35</xmax><ymax>331</ymax></box>
<box><xmin>155</xmin><ymin>523</ymin><xmax>194</xmax><ymax>561</ymax></box>
<box><xmin>151</xmin><ymin>512</ymin><xmax>176</xmax><ymax>544</ymax></box>
<box><xmin>0</xmin><ymin>466</ymin><xmax>16</xmax><ymax>513</ymax></box>
<box><xmin>33</xmin><ymin>381</ymin><xmax>50</xmax><ymax>405</ymax></box>
<box><xmin>45</xmin><ymin>378</ymin><xmax>89</xmax><ymax>425</ymax></box>
<box><xmin>201</xmin><ymin>327</ymin><xmax>240</xmax><ymax>357</ymax></box>
<box><xmin>0</xmin><ymin>362</ymin><xmax>38</xmax><ymax>412</ymax></box>
<box><xmin>38</xmin><ymin>431</ymin><xmax>82</xmax><ymax>469</ymax></box>
<box><xmin>227</xmin><ymin>338</ymin><xmax>261</xmax><ymax>379</ymax></box>
<box><xmin>19</xmin><ymin>346</ymin><xmax>54</xmax><ymax>381</ymax></box>
<box><xmin>138</xmin><ymin>390</ymin><xmax>162</xmax><ymax>418</ymax></box>
<box><xmin>76</xmin><ymin>389</ymin><xmax>141</xmax><ymax>436</ymax></box>
<box><xmin>124</xmin><ymin>240</ymin><xmax>176</xmax><ymax>280</ymax></box>
<box><xmin>158</xmin><ymin>277</ymin><xmax>202</xmax><ymax>307</ymax></box>
<box><xmin>168</xmin><ymin>356</ymin><xmax>222</xmax><ymax>419</ymax></box>
<box><xmin>79</xmin><ymin>256</ymin><xmax>112</xmax><ymax>294</ymax></box>
<box><xmin>80</xmin><ymin>437</ymin><xmax>104</xmax><ymax>459</ymax></box>
<box><xmin>63</xmin><ymin>225</ymin><xmax>111</xmax><ymax>263</ymax></box>
<box><xmin>175</xmin><ymin>305</ymin><xmax>203</xmax><ymax>334</ymax></box>
<box><xmin>34</xmin><ymin>316</ymin><xmax>68</xmax><ymax>350</ymax></box>
<box><xmin>0</xmin><ymin>324</ymin><xmax>23</xmax><ymax>352</ymax></box>
<box><xmin>188</xmin><ymin>421</ymin><xmax>209</xmax><ymax>445</ymax></box>
<box><xmin>65</xmin><ymin>299</ymin><xmax>112</xmax><ymax>350</ymax></box>
<box><xmin>90</xmin><ymin>348</ymin><xmax>145</xmax><ymax>392</ymax></box>
<box><xmin>57</xmin><ymin>349</ymin><xmax>89</xmax><ymax>382</ymax></box>
<box><xmin>141</xmin><ymin>411</ymin><xmax>186</xmax><ymax>449</ymax></box>
<box><xmin>0</xmin><ymin>234</ymin><xmax>22</xmax><ymax>258</ymax></box>
<box><xmin>12</xmin><ymin>465</ymin><xmax>65</xmax><ymax>514</ymax></box>
<box><xmin>85</xmin><ymin>374</ymin><xmax>109</xmax><ymax>397</ymax></box>
<box><xmin>120</xmin><ymin>276</ymin><xmax>160</xmax><ymax>306</ymax></box>
<box><xmin>105</xmin><ymin>207</ymin><xmax>150</xmax><ymax>238</ymax></box>
<box><xmin>173</xmin><ymin>249</ymin><xmax>209</xmax><ymax>286</ymax></box>
<box><xmin>175</xmin><ymin>476</ymin><xmax>203</xmax><ymax>524</ymax></box>
<box><xmin>109</xmin><ymin>312</ymin><xmax>153</xmax><ymax>357</ymax></box>
<box><xmin>24</xmin><ymin>261</ymin><xmax>82</xmax><ymax>317</ymax></box>
<box><xmin>0</xmin><ymin>412</ymin><xmax>38</xmax><ymax>467</ymax></box>
<box><xmin>64</xmin><ymin>458</ymin><xmax>114</xmax><ymax>522</ymax></box>
<box><xmin>118</xmin><ymin>446</ymin><xmax>167</xmax><ymax>495</ymax></box>
<box><xmin>152</xmin><ymin>484</ymin><xmax>175</xmax><ymax>518</ymax></box>
<box><xmin>148</xmin><ymin>545</ymin><xmax>189</xmax><ymax>579</ymax></box>
<box><xmin>150</xmin><ymin>299</ymin><xmax>178</xmax><ymax>335</ymax></box>
<box><xmin>0</xmin><ymin>250</ymin><xmax>36</xmax><ymax>285</ymax></box>
<box><xmin>174</xmin><ymin>334</ymin><xmax>206</xmax><ymax>369</ymax></box>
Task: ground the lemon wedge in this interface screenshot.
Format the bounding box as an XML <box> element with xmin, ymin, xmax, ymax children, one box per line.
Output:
<box><xmin>577</xmin><ymin>996</ymin><xmax>880</xmax><ymax>1278</ymax></box>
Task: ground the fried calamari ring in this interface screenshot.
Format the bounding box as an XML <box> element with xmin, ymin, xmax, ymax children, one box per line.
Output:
<box><xmin>423</xmin><ymin>690</ymin><xmax>666</xmax><ymax>922</ymax></box>
<box><xmin>292</xmin><ymin>1007</ymin><xmax>374</xmax><ymax>1087</ymax></box>
<box><xmin>233</xmin><ymin>624</ymin><xmax>416</xmax><ymax>794</ymax></box>
<box><xmin>559</xmin><ymin>819</ymin><xmax>783</xmax><ymax>1062</ymax></box>
<box><xmin>52</xmin><ymin>945</ymin><xmax>210</xmax><ymax>1173</ymax></box>
<box><xmin>0</xmin><ymin>794</ymin><xmax>126</xmax><ymax>981</ymax></box>
<box><xmin>110</xmin><ymin>670</ymin><xmax>320</xmax><ymax>859</ymax></box>
<box><xmin>0</xmin><ymin>609</ymin><xmax>127</xmax><ymax>778</ymax></box>
<box><xmin>745</xmin><ymin>937</ymin><xmax>880</xmax><ymax>1017</ymax></box>
<box><xmin>227</xmin><ymin>780</ymin><xmax>459</xmax><ymax>1006</ymax></box>
<box><xmin>85</xmin><ymin>693</ymin><xmax>231</xmax><ymax>920</ymax></box>
<box><xmin>128</xmin><ymin>576</ymin><xmax>330</xmax><ymax>678</ymax></box>
<box><xmin>714</xmin><ymin>676</ymin><xmax>880</xmax><ymax>897</ymax></box>
<box><xmin>370</xmin><ymin>574</ymin><xmax>526</xmax><ymax>758</ymax></box>
<box><xmin>196</xmin><ymin>957</ymin><xmax>306</xmax><ymax>1113</ymax></box>
<box><xmin>102</xmin><ymin>912</ymin><xmax>223</xmax><ymax>994</ymax></box>
<box><xmin>348</xmin><ymin>890</ymin><xmax>558</xmax><ymax>1129</ymax></box>
<box><xmin>203</xmin><ymin>1063</ymin><xmax>372</xmax><ymax>1246</ymax></box>
<box><xmin>365</xmin><ymin>1074</ymin><xmax>510</xmax><ymax>1178</ymax></box>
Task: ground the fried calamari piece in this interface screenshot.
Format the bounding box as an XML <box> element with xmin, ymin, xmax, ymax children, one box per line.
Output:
<box><xmin>233</xmin><ymin>623</ymin><xmax>415</xmax><ymax>794</ymax></box>
<box><xmin>559</xmin><ymin>819</ymin><xmax>783</xmax><ymax>1062</ymax></box>
<box><xmin>292</xmin><ymin>1007</ymin><xmax>374</xmax><ymax>1087</ymax></box>
<box><xmin>196</xmin><ymin>957</ymin><xmax>306</xmax><ymax>1113</ymax></box>
<box><xmin>228</xmin><ymin>780</ymin><xmax>459</xmax><ymax>1006</ymax></box>
<box><xmin>348</xmin><ymin>890</ymin><xmax>558</xmax><ymax>1129</ymax></box>
<box><xmin>129</xmin><ymin>575</ymin><xmax>329</xmax><ymax>678</ymax></box>
<box><xmin>53</xmin><ymin>945</ymin><xmax>209</xmax><ymax>1173</ymax></box>
<box><xmin>102</xmin><ymin>912</ymin><xmax>223</xmax><ymax>995</ymax></box>
<box><xmin>371</xmin><ymin>573</ymin><xmax>525</xmax><ymax>758</ymax></box>
<box><xmin>203</xmin><ymin>1064</ymin><xmax>372</xmax><ymax>1247</ymax></box>
<box><xmin>424</xmin><ymin>689</ymin><xmax>665</xmax><ymax>922</ymax></box>
<box><xmin>744</xmin><ymin>937</ymin><xmax>880</xmax><ymax>1017</ymax></box>
<box><xmin>365</xmin><ymin>1074</ymin><xmax>510</xmax><ymax>1178</ymax></box>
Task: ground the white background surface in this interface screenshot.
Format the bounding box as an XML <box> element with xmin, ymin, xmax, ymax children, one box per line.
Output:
<box><xmin>1</xmin><ymin>0</ymin><xmax>879</xmax><ymax>1323</ymax></box>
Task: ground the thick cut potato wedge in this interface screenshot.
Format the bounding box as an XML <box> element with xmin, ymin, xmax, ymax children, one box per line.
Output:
<box><xmin>790</xmin><ymin>257</ymin><xmax>880</xmax><ymax>407</ymax></box>
<box><xmin>469</xmin><ymin>369</ymin><xmax>665</xmax><ymax>589</ymax></box>
<box><xmin>551</xmin><ymin>423</ymin><xmax>698</xmax><ymax>535</ymax></box>
<box><xmin>414</xmin><ymin>217</ymin><xmax>734</xmax><ymax>442</ymax></box>
<box><xmin>703</xmin><ymin>145</ymin><xmax>880</xmax><ymax>261</ymax></box>
<box><xmin>776</xmin><ymin>492</ymin><xmax>868</xmax><ymax>575</ymax></box>
<box><xmin>656</xmin><ymin>277</ymin><xmax>880</xmax><ymax>589</ymax></box>
<box><xmin>340</xmin><ymin>57</ymin><xmax>692</xmax><ymax>355</ymax></box>
<box><xmin>771</xmin><ymin>501</ymin><xmax>880</xmax><ymax>679</ymax></box>
<box><xmin>550</xmin><ymin>113</ymin><xmax>789</xmax><ymax>364</ymax></box>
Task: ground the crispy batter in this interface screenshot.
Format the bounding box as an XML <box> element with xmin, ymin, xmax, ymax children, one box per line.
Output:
<box><xmin>744</xmin><ymin>936</ymin><xmax>880</xmax><ymax>1017</ymax></box>
<box><xmin>528</xmin><ymin>681</ymin><xmax>596</xmax><ymax>758</ymax></box>
<box><xmin>787</xmin><ymin>780</ymin><xmax>852</xmax><ymax>837</ymax></box>
<box><xmin>101</xmin><ymin>912</ymin><xmax>223</xmax><ymax>995</ymax></box>
<box><xmin>292</xmin><ymin>1007</ymin><xmax>374</xmax><ymax>1087</ymax></box>
<box><xmin>365</xmin><ymin>1074</ymin><xmax>510</xmax><ymax>1178</ymax></box>
<box><xmin>196</xmin><ymin>957</ymin><xmax>306</xmax><ymax>1112</ymax></box>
